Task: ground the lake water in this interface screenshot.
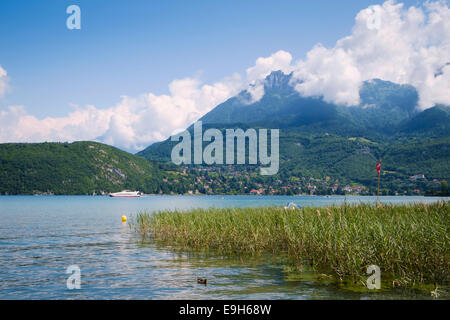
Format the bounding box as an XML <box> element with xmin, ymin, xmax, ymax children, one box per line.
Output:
<box><xmin>0</xmin><ymin>195</ymin><xmax>447</xmax><ymax>300</ymax></box>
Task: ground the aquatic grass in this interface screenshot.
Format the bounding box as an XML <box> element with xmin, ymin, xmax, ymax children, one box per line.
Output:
<box><xmin>131</xmin><ymin>202</ymin><xmax>449</xmax><ymax>286</ymax></box>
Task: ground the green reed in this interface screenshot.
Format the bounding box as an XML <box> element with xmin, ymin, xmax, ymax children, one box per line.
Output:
<box><xmin>131</xmin><ymin>202</ymin><xmax>449</xmax><ymax>285</ymax></box>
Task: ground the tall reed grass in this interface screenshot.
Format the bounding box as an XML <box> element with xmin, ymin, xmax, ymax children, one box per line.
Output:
<box><xmin>132</xmin><ymin>202</ymin><xmax>449</xmax><ymax>285</ymax></box>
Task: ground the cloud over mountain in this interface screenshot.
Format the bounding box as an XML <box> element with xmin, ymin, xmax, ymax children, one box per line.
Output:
<box><xmin>292</xmin><ymin>0</ymin><xmax>450</xmax><ymax>108</ymax></box>
<box><xmin>0</xmin><ymin>0</ymin><xmax>449</xmax><ymax>151</ymax></box>
<box><xmin>245</xmin><ymin>50</ymin><xmax>294</xmax><ymax>102</ymax></box>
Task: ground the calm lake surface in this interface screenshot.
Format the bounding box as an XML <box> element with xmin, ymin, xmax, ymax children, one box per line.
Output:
<box><xmin>0</xmin><ymin>195</ymin><xmax>447</xmax><ymax>300</ymax></box>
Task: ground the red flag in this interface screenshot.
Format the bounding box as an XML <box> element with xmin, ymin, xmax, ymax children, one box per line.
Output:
<box><xmin>376</xmin><ymin>160</ymin><xmax>381</xmax><ymax>175</ymax></box>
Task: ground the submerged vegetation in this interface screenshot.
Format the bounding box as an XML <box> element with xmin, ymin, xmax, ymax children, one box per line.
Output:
<box><xmin>133</xmin><ymin>202</ymin><xmax>449</xmax><ymax>287</ymax></box>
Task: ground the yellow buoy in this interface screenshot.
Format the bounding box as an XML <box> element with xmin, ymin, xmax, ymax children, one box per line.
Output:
<box><xmin>121</xmin><ymin>215</ymin><xmax>127</xmax><ymax>222</ymax></box>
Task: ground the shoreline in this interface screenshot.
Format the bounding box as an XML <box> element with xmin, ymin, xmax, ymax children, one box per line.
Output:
<box><xmin>1</xmin><ymin>194</ymin><xmax>449</xmax><ymax>197</ymax></box>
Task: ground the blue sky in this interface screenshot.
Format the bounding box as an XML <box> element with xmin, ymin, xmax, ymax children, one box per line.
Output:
<box><xmin>1</xmin><ymin>0</ymin><xmax>447</xmax><ymax>152</ymax></box>
<box><xmin>0</xmin><ymin>0</ymin><xmax>419</xmax><ymax>117</ymax></box>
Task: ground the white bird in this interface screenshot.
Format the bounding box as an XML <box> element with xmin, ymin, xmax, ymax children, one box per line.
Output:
<box><xmin>284</xmin><ymin>202</ymin><xmax>299</xmax><ymax>210</ymax></box>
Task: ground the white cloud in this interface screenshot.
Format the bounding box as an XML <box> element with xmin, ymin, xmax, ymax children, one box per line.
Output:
<box><xmin>291</xmin><ymin>0</ymin><xmax>450</xmax><ymax>108</ymax></box>
<box><xmin>0</xmin><ymin>105</ymin><xmax>112</xmax><ymax>143</ymax></box>
<box><xmin>293</xmin><ymin>45</ymin><xmax>362</xmax><ymax>106</ymax></box>
<box><xmin>0</xmin><ymin>66</ymin><xmax>9</xmax><ymax>98</ymax></box>
<box><xmin>0</xmin><ymin>73</ymin><xmax>245</xmax><ymax>152</ymax></box>
<box><xmin>246</xmin><ymin>50</ymin><xmax>293</xmax><ymax>83</ymax></box>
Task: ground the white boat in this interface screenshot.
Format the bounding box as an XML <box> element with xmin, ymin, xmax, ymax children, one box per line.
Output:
<box><xmin>109</xmin><ymin>190</ymin><xmax>141</xmax><ymax>197</ymax></box>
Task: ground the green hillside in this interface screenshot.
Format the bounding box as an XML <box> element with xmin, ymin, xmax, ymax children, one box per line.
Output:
<box><xmin>0</xmin><ymin>141</ymin><xmax>166</xmax><ymax>195</ymax></box>
<box><xmin>399</xmin><ymin>105</ymin><xmax>450</xmax><ymax>137</ymax></box>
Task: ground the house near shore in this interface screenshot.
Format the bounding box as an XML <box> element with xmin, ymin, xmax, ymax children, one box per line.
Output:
<box><xmin>250</xmin><ymin>189</ymin><xmax>263</xmax><ymax>195</ymax></box>
<box><xmin>410</xmin><ymin>174</ymin><xmax>426</xmax><ymax>181</ymax></box>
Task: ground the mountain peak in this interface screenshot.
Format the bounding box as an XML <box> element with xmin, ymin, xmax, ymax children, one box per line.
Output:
<box><xmin>264</xmin><ymin>70</ymin><xmax>293</xmax><ymax>90</ymax></box>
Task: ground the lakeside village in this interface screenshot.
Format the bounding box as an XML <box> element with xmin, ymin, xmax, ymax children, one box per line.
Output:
<box><xmin>175</xmin><ymin>168</ymin><xmax>444</xmax><ymax>196</ymax></box>
<box><xmin>151</xmin><ymin>165</ymin><xmax>445</xmax><ymax>197</ymax></box>
<box><xmin>26</xmin><ymin>165</ymin><xmax>446</xmax><ymax>197</ymax></box>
